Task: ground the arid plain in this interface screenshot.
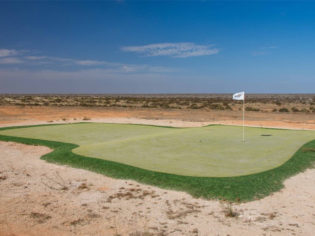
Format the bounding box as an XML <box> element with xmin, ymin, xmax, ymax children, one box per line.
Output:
<box><xmin>0</xmin><ymin>94</ymin><xmax>314</xmax><ymax>236</ymax></box>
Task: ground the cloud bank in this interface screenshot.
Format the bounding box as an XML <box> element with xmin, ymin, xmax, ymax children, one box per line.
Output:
<box><xmin>122</xmin><ymin>42</ymin><xmax>219</xmax><ymax>58</ymax></box>
<box><xmin>252</xmin><ymin>46</ymin><xmax>278</xmax><ymax>56</ymax></box>
<box><xmin>0</xmin><ymin>48</ymin><xmax>173</xmax><ymax>75</ymax></box>
<box><xmin>0</xmin><ymin>48</ymin><xmax>23</xmax><ymax>64</ymax></box>
<box><xmin>0</xmin><ymin>57</ymin><xmax>23</xmax><ymax>64</ymax></box>
<box><xmin>0</xmin><ymin>49</ymin><xmax>19</xmax><ymax>57</ymax></box>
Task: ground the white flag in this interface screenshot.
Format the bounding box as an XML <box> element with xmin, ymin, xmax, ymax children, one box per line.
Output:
<box><xmin>233</xmin><ymin>91</ymin><xmax>245</xmax><ymax>100</ymax></box>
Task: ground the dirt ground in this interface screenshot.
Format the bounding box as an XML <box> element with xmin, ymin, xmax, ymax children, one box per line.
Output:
<box><xmin>0</xmin><ymin>105</ymin><xmax>315</xmax><ymax>236</ymax></box>
<box><xmin>0</xmin><ymin>105</ymin><xmax>315</xmax><ymax>130</ymax></box>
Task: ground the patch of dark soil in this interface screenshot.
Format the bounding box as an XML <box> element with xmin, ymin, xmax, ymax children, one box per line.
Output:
<box><xmin>69</xmin><ymin>218</ymin><xmax>85</xmax><ymax>226</ymax></box>
<box><xmin>0</xmin><ymin>175</ymin><xmax>7</xmax><ymax>181</ymax></box>
<box><xmin>30</xmin><ymin>212</ymin><xmax>52</xmax><ymax>224</ymax></box>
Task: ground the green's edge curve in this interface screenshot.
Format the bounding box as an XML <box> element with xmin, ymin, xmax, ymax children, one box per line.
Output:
<box><xmin>0</xmin><ymin>123</ymin><xmax>314</xmax><ymax>202</ymax></box>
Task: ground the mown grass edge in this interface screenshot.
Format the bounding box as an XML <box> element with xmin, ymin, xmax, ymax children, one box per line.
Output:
<box><xmin>0</xmin><ymin>124</ymin><xmax>314</xmax><ymax>202</ymax></box>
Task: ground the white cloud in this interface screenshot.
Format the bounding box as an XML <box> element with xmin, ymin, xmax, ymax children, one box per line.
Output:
<box><xmin>75</xmin><ymin>60</ymin><xmax>109</xmax><ymax>66</ymax></box>
<box><xmin>0</xmin><ymin>68</ymin><xmax>169</xmax><ymax>82</ymax></box>
<box><xmin>0</xmin><ymin>57</ymin><xmax>23</xmax><ymax>64</ymax></box>
<box><xmin>122</xmin><ymin>42</ymin><xmax>219</xmax><ymax>58</ymax></box>
<box><xmin>0</xmin><ymin>49</ymin><xmax>174</xmax><ymax>75</ymax></box>
<box><xmin>252</xmin><ymin>46</ymin><xmax>278</xmax><ymax>56</ymax></box>
<box><xmin>24</xmin><ymin>56</ymin><xmax>48</xmax><ymax>60</ymax></box>
<box><xmin>0</xmin><ymin>49</ymin><xmax>19</xmax><ymax>57</ymax></box>
<box><xmin>24</xmin><ymin>55</ymin><xmax>115</xmax><ymax>67</ymax></box>
<box><xmin>262</xmin><ymin>46</ymin><xmax>278</xmax><ymax>49</ymax></box>
<box><xmin>21</xmin><ymin>54</ymin><xmax>173</xmax><ymax>73</ymax></box>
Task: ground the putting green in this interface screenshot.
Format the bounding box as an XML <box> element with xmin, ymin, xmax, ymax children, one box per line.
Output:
<box><xmin>0</xmin><ymin>123</ymin><xmax>314</xmax><ymax>177</ymax></box>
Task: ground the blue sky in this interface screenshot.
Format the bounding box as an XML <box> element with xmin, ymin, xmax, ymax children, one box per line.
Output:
<box><xmin>0</xmin><ymin>1</ymin><xmax>314</xmax><ymax>94</ymax></box>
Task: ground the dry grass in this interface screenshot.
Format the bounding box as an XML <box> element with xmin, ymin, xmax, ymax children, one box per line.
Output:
<box><xmin>0</xmin><ymin>94</ymin><xmax>314</xmax><ymax>113</ymax></box>
<box><xmin>222</xmin><ymin>202</ymin><xmax>239</xmax><ymax>218</ymax></box>
<box><xmin>30</xmin><ymin>212</ymin><xmax>52</xmax><ymax>224</ymax></box>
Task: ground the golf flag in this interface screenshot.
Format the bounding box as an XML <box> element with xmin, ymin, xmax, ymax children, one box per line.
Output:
<box><xmin>233</xmin><ymin>91</ymin><xmax>245</xmax><ymax>101</ymax></box>
<box><xmin>232</xmin><ymin>91</ymin><xmax>246</xmax><ymax>142</ymax></box>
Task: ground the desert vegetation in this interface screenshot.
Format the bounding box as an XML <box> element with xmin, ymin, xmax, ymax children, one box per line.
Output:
<box><xmin>0</xmin><ymin>94</ymin><xmax>314</xmax><ymax>113</ymax></box>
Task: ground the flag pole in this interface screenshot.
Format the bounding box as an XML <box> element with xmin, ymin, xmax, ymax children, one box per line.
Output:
<box><xmin>243</xmin><ymin>95</ymin><xmax>245</xmax><ymax>142</ymax></box>
<box><xmin>233</xmin><ymin>91</ymin><xmax>245</xmax><ymax>142</ymax></box>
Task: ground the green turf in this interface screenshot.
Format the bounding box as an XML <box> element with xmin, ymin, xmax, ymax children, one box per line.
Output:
<box><xmin>0</xmin><ymin>123</ymin><xmax>314</xmax><ymax>202</ymax></box>
<box><xmin>0</xmin><ymin>123</ymin><xmax>314</xmax><ymax>177</ymax></box>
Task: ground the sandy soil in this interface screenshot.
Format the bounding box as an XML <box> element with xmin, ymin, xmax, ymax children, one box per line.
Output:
<box><xmin>0</xmin><ymin>141</ymin><xmax>314</xmax><ymax>236</ymax></box>
<box><xmin>0</xmin><ymin>106</ymin><xmax>315</xmax><ymax>236</ymax></box>
<box><xmin>0</xmin><ymin>105</ymin><xmax>315</xmax><ymax>130</ymax></box>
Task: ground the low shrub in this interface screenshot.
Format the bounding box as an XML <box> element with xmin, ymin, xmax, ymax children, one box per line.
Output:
<box><xmin>291</xmin><ymin>107</ymin><xmax>300</xmax><ymax>112</ymax></box>
<box><xmin>279</xmin><ymin>108</ymin><xmax>289</xmax><ymax>112</ymax></box>
<box><xmin>245</xmin><ymin>106</ymin><xmax>260</xmax><ymax>112</ymax></box>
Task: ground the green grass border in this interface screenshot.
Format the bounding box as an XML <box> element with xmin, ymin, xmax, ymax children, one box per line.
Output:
<box><xmin>0</xmin><ymin>123</ymin><xmax>314</xmax><ymax>202</ymax></box>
